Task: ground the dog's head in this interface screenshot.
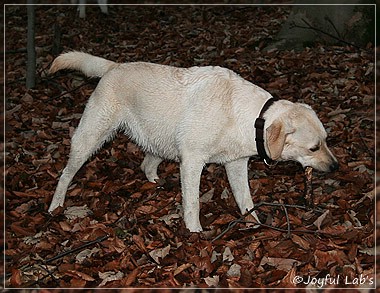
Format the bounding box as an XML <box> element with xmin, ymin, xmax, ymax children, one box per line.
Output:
<box><xmin>265</xmin><ymin>103</ymin><xmax>338</xmax><ymax>172</ymax></box>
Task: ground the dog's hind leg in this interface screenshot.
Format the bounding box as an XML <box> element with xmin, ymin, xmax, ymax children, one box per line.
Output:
<box><xmin>140</xmin><ymin>153</ymin><xmax>162</xmax><ymax>182</ymax></box>
<box><xmin>48</xmin><ymin>97</ymin><xmax>119</xmax><ymax>213</ymax></box>
<box><xmin>180</xmin><ymin>155</ymin><xmax>205</xmax><ymax>232</ymax></box>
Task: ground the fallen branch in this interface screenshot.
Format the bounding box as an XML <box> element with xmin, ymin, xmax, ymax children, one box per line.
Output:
<box><xmin>36</xmin><ymin>263</ymin><xmax>60</xmax><ymax>287</ymax></box>
<box><xmin>211</xmin><ymin>166</ymin><xmax>323</xmax><ymax>242</ymax></box>
<box><xmin>22</xmin><ymin>264</ymin><xmax>59</xmax><ymax>288</ymax></box>
<box><xmin>304</xmin><ymin>166</ymin><xmax>314</xmax><ymax>207</ymax></box>
<box><xmin>47</xmin><ymin>77</ymin><xmax>95</xmax><ymax>101</ymax></box>
<box><xmin>281</xmin><ymin>203</ymin><xmax>291</xmax><ymax>238</ymax></box>
<box><xmin>211</xmin><ymin>201</ymin><xmax>321</xmax><ymax>242</ymax></box>
<box><xmin>18</xmin><ymin>234</ymin><xmax>110</xmax><ymax>287</ymax></box>
<box><xmin>238</xmin><ymin>221</ymin><xmax>317</xmax><ymax>235</ymax></box>
<box><xmin>324</xmin><ymin>15</ymin><xmax>342</xmax><ymax>39</ymax></box>
<box><xmin>45</xmin><ymin>234</ymin><xmax>110</xmax><ymax>263</ymax></box>
<box><xmin>290</xmin><ymin>18</ymin><xmax>363</xmax><ymax>50</ymax></box>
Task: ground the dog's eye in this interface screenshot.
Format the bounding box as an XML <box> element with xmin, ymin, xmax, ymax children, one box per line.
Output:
<box><xmin>309</xmin><ymin>146</ymin><xmax>320</xmax><ymax>152</ymax></box>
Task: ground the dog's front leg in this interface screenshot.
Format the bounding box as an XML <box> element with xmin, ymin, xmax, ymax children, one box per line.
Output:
<box><xmin>180</xmin><ymin>157</ymin><xmax>204</xmax><ymax>232</ymax></box>
<box><xmin>224</xmin><ymin>158</ymin><xmax>260</xmax><ymax>223</ymax></box>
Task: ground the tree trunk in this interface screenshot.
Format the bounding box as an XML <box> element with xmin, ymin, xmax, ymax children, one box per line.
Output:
<box><xmin>52</xmin><ymin>23</ymin><xmax>62</xmax><ymax>56</ymax></box>
<box><xmin>265</xmin><ymin>0</ymin><xmax>375</xmax><ymax>51</ymax></box>
<box><xmin>26</xmin><ymin>2</ymin><xmax>36</xmax><ymax>89</ymax></box>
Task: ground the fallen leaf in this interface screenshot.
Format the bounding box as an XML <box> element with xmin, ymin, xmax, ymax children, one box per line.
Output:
<box><xmin>122</xmin><ymin>268</ymin><xmax>139</xmax><ymax>287</ymax></box>
<box><xmin>223</xmin><ymin>247</ymin><xmax>234</xmax><ymax>262</ymax></box>
<box><xmin>347</xmin><ymin>210</ymin><xmax>362</xmax><ymax>227</ymax></box>
<box><xmin>313</xmin><ymin>210</ymin><xmax>331</xmax><ymax>230</ymax></box>
<box><xmin>260</xmin><ymin>256</ymin><xmax>301</xmax><ymax>271</ymax></box>
<box><xmin>67</xmin><ymin>270</ymin><xmax>95</xmax><ymax>282</ymax></box>
<box><xmin>314</xmin><ymin>249</ymin><xmax>350</xmax><ymax>270</ymax></box>
<box><xmin>98</xmin><ymin>271</ymin><xmax>124</xmax><ymax>287</ymax></box>
<box><xmin>10</xmin><ymin>269</ymin><xmax>22</xmax><ymax>287</ymax></box>
<box><xmin>70</xmin><ymin>278</ymin><xmax>86</xmax><ymax>288</ymax></box>
<box><xmin>190</xmin><ymin>255</ymin><xmax>214</xmax><ymax>274</ymax></box>
<box><xmin>291</xmin><ymin>234</ymin><xmax>310</xmax><ymax>250</ymax></box>
<box><xmin>227</xmin><ymin>263</ymin><xmax>241</xmax><ymax>278</ymax></box>
<box><xmin>23</xmin><ymin>231</ymin><xmax>44</xmax><ymax>245</ymax></box>
<box><xmin>204</xmin><ymin>275</ymin><xmax>220</xmax><ymax>287</ymax></box>
<box><xmin>132</xmin><ymin>234</ymin><xmax>147</xmax><ymax>253</ymax></box>
<box><xmin>135</xmin><ymin>205</ymin><xmax>157</xmax><ymax>215</ymax></box>
<box><xmin>159</xmin><ymin>213</ymin><xmax>181</xmax><ymax>226</ymax></box>
<box><xmin>149</xmin><ymin>245</ymin><xmax>171</xmax><ymax>264</ymax></box>
<box><xmin>76</xmin><ymin>248</ymin><xmax>101</xmax><ymax>264</ymax></box>
<box><xmin>200</xmin><ymin>188</ymin><xmax>214</xmax><ymax>203</ymax></box>
<box><xmin>64</xmin><ymin>205</ymin><xmax>92</xmax><ymax>220</ymax></box>
<box><xmin>279</xmin><ymin>265</ymin><xmax>297</xmax><ymax>287</ymax></box>
<box><xmin>173</xmin><ymin>263</ymin><xmax>192</xmax><ymax>276</ymax></box>
<box><xmin>358</xmin><ymin>247</ymin><xmax>375</xmax><ymax>256</ymax></box>
<box><xmin>211</xmin><ymin>250</ymin><xmax>221</xmax><ymax>263</ymax></box>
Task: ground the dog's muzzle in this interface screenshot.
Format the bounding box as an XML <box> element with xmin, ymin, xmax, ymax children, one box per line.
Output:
<box><xmin>329</xmin><ymin>161</ymin><xmax>339</xmax><ymax>172</ymax></box>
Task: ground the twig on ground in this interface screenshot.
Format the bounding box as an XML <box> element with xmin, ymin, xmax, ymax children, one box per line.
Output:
<box><xmin>45</xmin><ymin>234</ymin><xmax>110</xmax><ymax>263</ymax></box>
<box><xmin>324</xmin><ymin>15</ymin><xmax>342</xmax><ymax>39</ymax></box>
<box><xmin>239</xmin><ymin>222</ymin><xmax>317</xmax><ymax>235</ymax></box>
<box><xmin>281</xmin><ymin>203</ymin><xmax>291</xmax><ymax>238</ymax></box>
<box><xmin>290</xmin><ymin>18</ymin><xmax>363</xmax><ymax>50</ymax></box>
<box><xmin>212</xmin><ymin>165</ymin><xmax>322</xmax><ymax>242</ymax></box>
<box><xmin>211</xmin><ymin>218</ymin><xmax>244</xmax><ymax>242</ymax></box>
<box><xmin>304</xmin><ymin>166</ymin><xmax>314</xmax><ymax>207</ymax></box>
<box><xmin>24</xmin><ymin>265</ymin><xmax>59</xmax><ymax>288</ymax></box>
<box><xmin>47</xmin><ymin>77</ymin><xmax>94</xmax><ymax>101</ymax></box>
<box><xmin>253</xmin><ymin>201</ymin><xmax>324</xmax><ymax>213</ymax></box>
<box><xmin>36</xmin><ymin>264</ymin><xmax>60</xmax><ymax>287</ymax></box>
<box><xmin>211</xmin><ymin>201</ymin><xmax>321</xmax><ymax>242</ymax></box>
<box><xmin>16</xmin><ymin>234</ymin><xmax>110</xmax><ymax>287</ymax></box>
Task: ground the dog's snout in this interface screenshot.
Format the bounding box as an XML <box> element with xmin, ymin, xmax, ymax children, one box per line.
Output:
<box><xmin>329</xmin><ymin>161</ymin><xmax>339</xmax><ymax>172</ymax></box>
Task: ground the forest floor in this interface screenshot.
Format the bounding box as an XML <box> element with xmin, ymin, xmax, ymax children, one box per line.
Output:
<box><xmin>4</xmin><ymin>4</ymin><xmax>376</xmax><ymax>290</ymax></box>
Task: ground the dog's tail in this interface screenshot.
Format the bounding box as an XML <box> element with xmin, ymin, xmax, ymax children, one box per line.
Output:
<box><xmin>49</xmin><ymin>51</ymin><xmax>118</xmax><ymax>77</ymax></box>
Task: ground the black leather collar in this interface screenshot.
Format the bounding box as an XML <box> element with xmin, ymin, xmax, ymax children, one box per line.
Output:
<box><xmin>254</xmin><ymin>97</ymin><xmax>279</xmax><ymax>165</ymax></box>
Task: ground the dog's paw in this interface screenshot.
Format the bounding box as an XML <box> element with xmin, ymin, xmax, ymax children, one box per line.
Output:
<box><xmin>48</xmin><ymin>204</ymin><xmax>64</xmax><ymax>215</ymax></box>
<box><xmin>245</xmin><ymin>210</ymin><xmax>261</xmax><ymax>229</ymax></box>
<box><xmin>140</xmin><ymin>164</ymin><xmax>159</xmax><ymax>182</ymax></box>
<box><xmin>146</xmin><ymin>175</ymin><xmax>160</xmax><ymax>183</ymax></box>
<box><xmin>186</xmin><ymin>223</ymin><xmax>203</xmax><ymax>233</ymax></box>
<box><xmin>188</xmin><ymin>226</ymin><xmax>203</xmax><ymax>233</ymax></box>
<box><xmin>48</xmin><ymin>198</ymin><xmax>65</xmax><ymax>214</ymax></box>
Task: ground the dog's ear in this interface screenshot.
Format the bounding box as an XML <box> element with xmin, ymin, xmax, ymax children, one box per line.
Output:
<box><xmin>266</xmin><ymin>119</ymin><xmax>286</xmax><ymax>160</ymax></box>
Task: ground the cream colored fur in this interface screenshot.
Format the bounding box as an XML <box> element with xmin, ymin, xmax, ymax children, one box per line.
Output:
<box><xmin>48</xmin><ymin>51</ymin><xmax>338</xmax><ymax>232</ymax></box>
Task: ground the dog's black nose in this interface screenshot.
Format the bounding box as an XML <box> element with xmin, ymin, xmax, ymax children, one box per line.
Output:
<box><xmin>329</xmin><ymin>161</ymin><xmax>339</xmax><ymax>172</ymax></box>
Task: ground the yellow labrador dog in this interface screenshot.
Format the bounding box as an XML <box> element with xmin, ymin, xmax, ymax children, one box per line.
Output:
<box><xmin>48</xmin><ymin>51</ymin><xmax>338</xmax><ymax>232</ymax></box>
